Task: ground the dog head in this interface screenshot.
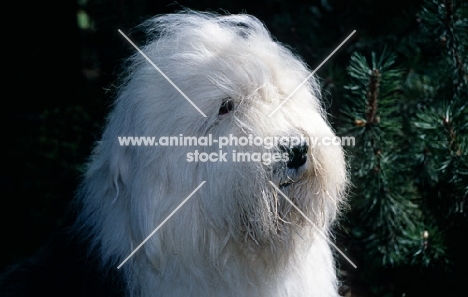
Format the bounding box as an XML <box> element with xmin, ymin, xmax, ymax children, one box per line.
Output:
<box><xmin>77</xmin><ymin>11</ymin><xmax>348</xmax><ymax>271</ymax></box>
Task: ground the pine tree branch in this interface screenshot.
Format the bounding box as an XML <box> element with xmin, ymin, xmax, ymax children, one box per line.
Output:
<box><xmin>366</xmin><ymin>69</ymin><xmax>381</xmax><ymax>126</ymax></box>
<box><xmin>442</xmin><ymin>0</ymin><xmax>466</xmax><ymax>93</ymax></box>
<box><xmin>441</xmin><ymin>115</ymin><xmax>460</xmax><ymax>154</ymax></box>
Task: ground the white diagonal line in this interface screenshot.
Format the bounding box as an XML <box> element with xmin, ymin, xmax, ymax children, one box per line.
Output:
<box><xmin>118</xmin><ymin>29</ymin><xmax>207</xmax><ymax>117</ymax></box>
<box><xmin>268</xmin><ymin>30</ymin><xmax>356</xmax><ymax>117</ymax></box>
<box><xmin>117</xmin><ymin>181</ymin><xmax>206</xmax><ymax>269</ymax></box>
<box><xmin>268</xmin><ymin>181</ymin><xmax>357</xmax><ymax>268</ymax></box>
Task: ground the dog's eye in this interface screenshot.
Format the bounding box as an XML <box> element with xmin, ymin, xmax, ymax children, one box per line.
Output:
<box><xmin>219</xmin><ymin>100</ymin><xmax>234</xmax><ymax>115</ymax></box>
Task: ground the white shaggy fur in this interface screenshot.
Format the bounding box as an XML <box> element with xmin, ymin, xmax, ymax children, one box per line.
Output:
<box><xmin>76</xmin><ymin>11</ymin><xmax>347</xmax><ymax>297</ymax></box>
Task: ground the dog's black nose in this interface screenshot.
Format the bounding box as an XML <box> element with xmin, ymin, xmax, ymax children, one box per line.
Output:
<box><xmin>279</xmin><ymin>141</ymin><xmax>308</xmax><ymax>169</ymax></box>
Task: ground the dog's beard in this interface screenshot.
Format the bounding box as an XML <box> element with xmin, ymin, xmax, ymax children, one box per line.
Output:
<box><xmin>219</xmin><ymin>159</ymin><xmax>315</xmax><ymax>252</ymax></box>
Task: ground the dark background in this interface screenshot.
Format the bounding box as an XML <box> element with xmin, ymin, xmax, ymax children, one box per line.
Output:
<box><xmin>5</xmin><ymin>0</ymin><xmax>462</xmax><ymax>296</ymax></box>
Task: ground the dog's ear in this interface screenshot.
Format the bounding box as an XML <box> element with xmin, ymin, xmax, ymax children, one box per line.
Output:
<box><xmin>105</xmin><ymin>142</ymin><xmax>133</xmax><ymax>204</ymax></box>
<box><xmin>80</xmin><ymin>138</ymin><xmax>131</xmax><ymax>206</ymax></box>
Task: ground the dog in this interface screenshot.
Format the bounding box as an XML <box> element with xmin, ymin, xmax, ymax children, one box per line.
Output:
<box><xmin>1</xmin><ymin>11</ymin><xmax>348</xmax><ymax>296</ymax></box>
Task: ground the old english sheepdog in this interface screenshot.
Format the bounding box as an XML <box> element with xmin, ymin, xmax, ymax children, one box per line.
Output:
<box><xmin>1</xmin><ymin>11</ymin><xmax>348</xmax><ymax>297</ymax></box>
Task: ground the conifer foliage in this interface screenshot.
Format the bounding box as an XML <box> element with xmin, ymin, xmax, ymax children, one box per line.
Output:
<box><xmin>339</xmin><ymin>0</ymin><xmax>467</xmax><ymax>294</ymax></box>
